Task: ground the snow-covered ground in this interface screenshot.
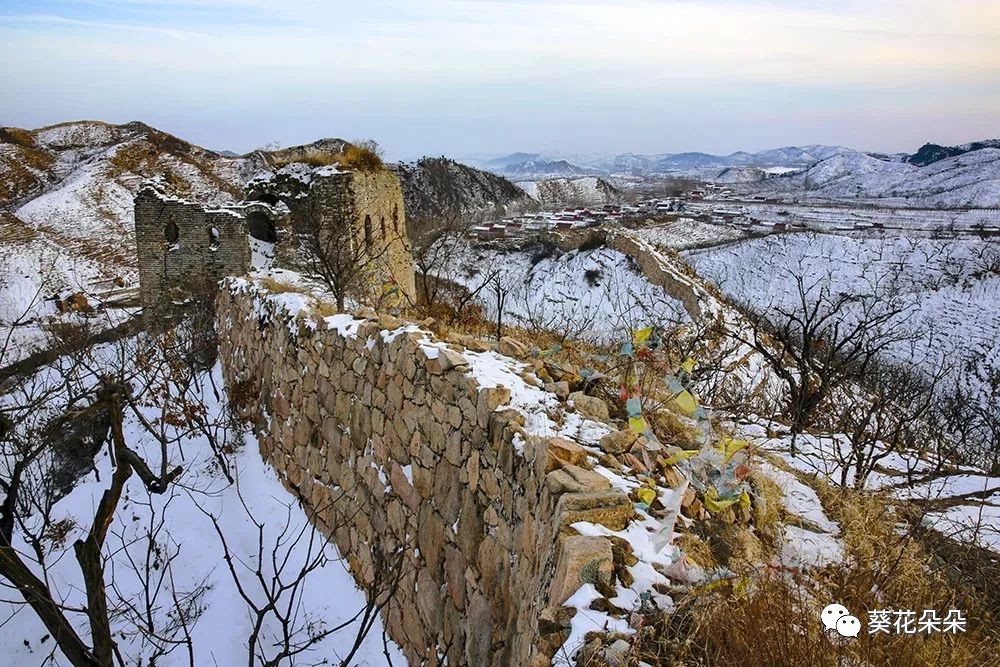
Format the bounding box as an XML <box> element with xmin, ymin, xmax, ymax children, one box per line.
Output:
<box><xmin>630</xmin><ymin>218</ymin><xmax>748</xmax><ymax>251</ymax></box>
<box><xmin>0</xmin><ymin>237</ymin><xmax>137</xmax><ymax>365</ymax></box>
<box><xmin>1</xmin><ymin>343</ymin><xmax>400</xmax><ymax>666</ymax></box>
<box><xmin>685</xmin><ymin>232</ymin><xmax>1000</xmax><ymax>403</ymax></box>
<box><xmin>738</xmin><ymin>420</ymin><xmax>1000</xmax><ymax>553</ymax></box>
<box><xmin>446</xmin><ymin>241</ymin><xmax>689</xmax><ymax>342</ymax></box>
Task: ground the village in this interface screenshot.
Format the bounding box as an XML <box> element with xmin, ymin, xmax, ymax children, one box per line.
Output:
<box><xmin>472</xmin><ymin>180</ymin><xmax>1000</xmax><ymax>243</ymax></box>
<box><xmin>470</xmin><ymin>183</ymin><xmax>800</xmax><ymax>242</ymax></box>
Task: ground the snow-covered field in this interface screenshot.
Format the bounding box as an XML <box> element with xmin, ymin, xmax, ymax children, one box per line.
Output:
<box><xmin>695</xmin><ymin>200</ymin><xmax>1000</xmax><ymax>234</ymax></box>
<box><xmin>1</xmin><ymin>342</ymin><xmax>400</xmax><ymax>666</ymax></box>
<box><xmin>630</xmin><ymin>218</ymin><xmax>748</xmax><ymax>251</ymax></box>
<box><xmin>685</xmin><ymin>232</ymin><xmax>1000</xmax><ymax>401</ymax></box>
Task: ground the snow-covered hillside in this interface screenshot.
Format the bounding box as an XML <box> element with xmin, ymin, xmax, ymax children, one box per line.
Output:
<box><xmin>685</xmin><ymin>232</ymin><xmax>1000</xmax><ymax>407</ymax></box>
<box><xmin>0</xmin><ymin>121</ymin><xmax>251</xmax><ymax>365</ymax></box>
<box><xmin>758</xmin><ymin>148</ymin><xmax>1000</xmax><ymax>208</ymax></box>
<box><xmin>444</xmin><ymin>240</ymin><xmax>689</xmax><ymax>341</ymax></box>
<box><xmin>517</xmin><ymin>176</ymin><xmax>620</xmax><ymax>207</ymax></box>
<box><xmin>390</xmin><ymin>157</ymin><xmax>535</xmax><ymax>222</ymax></box>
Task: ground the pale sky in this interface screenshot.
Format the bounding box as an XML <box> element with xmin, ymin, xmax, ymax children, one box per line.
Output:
<box><xmin>1</xmin><ymin>0</ymin><xmax>998</xmax><ymax>160</ymax></box>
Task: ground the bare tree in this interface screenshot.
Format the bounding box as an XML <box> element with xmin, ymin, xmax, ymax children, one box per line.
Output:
<box><xmin>734</xmin><ymin>266</ymin><xmax>918</xmax><ymax>451</ymax></box>
<box><xmin>297</xmin><ymin>193</ymin><xmax>407</xmax><ymax>311</ymax></box>
<box><xmin>200</xmin><ymin>484</ymin><xmax>407</xmax><ymax>667</ymax></box>
<box><xmin>833</xmin><ymin>359</ymin><xmax>948</xmax><ymax>488</ymax></box>
<box><xmin>486</xmin><ymin>270</ymin><xmax>516</xmax><ymax>341</ymax></box>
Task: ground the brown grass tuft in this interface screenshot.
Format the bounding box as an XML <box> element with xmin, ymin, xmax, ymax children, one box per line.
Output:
<box><xmin>0</xmin><ymin>127</ymin><xmax>36</xmax><ymax>147</ymax></box>
<box><xmin>258</xmin><ymin>276</ymin><xmax>305</xmax><ymax>295</ymax></box>
<box><xmin>619</xmin><ymin>487</ymin><xmax>999</xmax><ymax>666</ymax></box>
<box><xmin>339</xmin><ymin>142</ymin><xmax>384</xmax><ymax>171</ymax></box>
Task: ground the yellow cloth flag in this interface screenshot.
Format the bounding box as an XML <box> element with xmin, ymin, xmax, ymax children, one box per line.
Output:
<box><xmin>628</xmin><ymin>416</ymin><xmax>648</xmax><ymax>434</ymax></box>
<box><xmin>633</xmin><ymin>327</ymin><xmax>653</xmax><ymax>346</ymax></box>
<box><xmin>662</xmin><ymin>449</ymin><xmax>699</xmax><ymax>466</ymax></box>
<box><xmin>703</xmin><ymin>487</ymin><xmax>740</xmax><ymax>513</ymax></box>
<box><xmin>671</xmin><ymin>389</ymin><xmax>698</xmax><ymax>417</ymax></box>
<box><xmin>636</xmin><ymin>487</ymin><xmax>657</xmax><ymax>505</ymax></box>
<box><xmin>680</xmin><ymin>357</ymin><xmax>696</xmax><ymax>374</ymax></box>
<box><xmin>719</xmin><ymin>437</ymin><xmax>750</xmax><ymax>462</ymax></box>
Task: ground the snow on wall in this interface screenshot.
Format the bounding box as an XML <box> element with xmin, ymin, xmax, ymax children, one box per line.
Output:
<box><xmin>215</xmin><ymin>279</ymin><xmax>636</xmax><ymax>666</ymax></box>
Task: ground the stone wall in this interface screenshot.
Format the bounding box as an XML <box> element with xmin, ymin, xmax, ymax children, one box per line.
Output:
<box><xmin>135</xmin><ymin>187</ymin><xmax>250</xmax><ymax>308</ymax></box>
<box><xmin>540</xmin><ymin>227</ymin><xmax>707</xmax><ymax>320</ymax></box>
<box><xmin>215</xmin><ymin>280</ymin><xmax>630</xmax><ymax>666</ymax></box>
<box><xmin>344</xmin><ymin>170</ymin><xmax>417</xmax><ymax>304</ymax></box>
<box><xmin>248</xmin><ymin>167</ymin><xmax>417</xmax><ymax>305</ymax></box>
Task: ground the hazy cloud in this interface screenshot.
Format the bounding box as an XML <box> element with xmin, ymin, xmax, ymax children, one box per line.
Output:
<box><xmin>0</xmin><ymin>0</ymin><xmax>997</xmax><ymax>158</ymax></box>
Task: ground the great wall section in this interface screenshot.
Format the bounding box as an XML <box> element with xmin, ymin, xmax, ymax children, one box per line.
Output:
<box><xmin>215</xmin><ymin>279</ymin><xmax>638</xmax><ymax>667</ymax></box>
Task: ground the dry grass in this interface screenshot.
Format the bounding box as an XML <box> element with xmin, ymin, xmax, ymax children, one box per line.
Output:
<box><xmin>258</xmin><ymin>276</ymin><xmax>305</xmax><ymax>295</ymax></box>
<box><xmin>748</xmin><ymin>470</ymin><xmax>783</xmax><ymax>541</ymax></box>
<box><xmin>312</xmin><ymin>301</ymin><xmax>339</xmax><ymax>318</ymax></box>
<box><xmin>271</xmin><ymin>142</ymin><xmax>385</xmax><ymax>172</ymax></box>
<box><xmin>614</xmin><ymin>488</ymin><xmax>999</xmax><ymax>666</ymax></box>
<box><xmin>0</xmin><ymin>151</ymin><xmax>51</xmax><ymax>204</ymax></box>
<box><xmin>340</xmin><ymin>141</ymin><xmax>384</xmax><ymax>171</ymax></box>
<box><xmin>272</xmin><ymin>152</ymin><xmax>341</xmax><ymax>168</ymax></box>
<box><xmin>0</xmin><ymin>127</ymin><xmax>36</xmax><ymax>147</ymax></box>
<box><xmin>108</xmin><ymin>142</ymin><xmax>164</xmax><ymax>178</ymax></box>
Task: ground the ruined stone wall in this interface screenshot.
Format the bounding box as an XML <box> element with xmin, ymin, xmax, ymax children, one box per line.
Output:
<box><xmin>215</xmin><ymin>280</ymin><xmax>628</xmax><ymax>666</ymax></box>
<box><xmin>135</xmin><ymin>188</ymin><xmax>250</xmax><ymax>308</ymax></box>
<box><xmin>346</xmin><ymin>170</ymin><xmax>417</xmax><ymax>303</ymax></box>
<box><xmin>305</xmin><ymin>170</ymin><xmax>417</xmax><ymax>305</ymax></box>
<box><xmin>540</xmin><ymin>227</ymin><xmax>707</xmax><ymax>320</ymax></box>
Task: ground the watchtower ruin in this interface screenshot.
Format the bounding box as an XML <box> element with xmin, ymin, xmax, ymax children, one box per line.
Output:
<box><xmin>134</xmin><ymin>188</ymin><xmax>252</xmax><ymax>307</ymax></box>
<box><xmin>246</xmin><ymin>164</ymin><xmax>416</xmax><ymax>304</ymax></box>
<box><xmin>134</xmin><ymin>163</ymin><xmax>416</xmax><ymax>310</ymax></box>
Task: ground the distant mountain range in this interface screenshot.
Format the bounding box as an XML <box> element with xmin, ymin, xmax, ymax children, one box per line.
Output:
<box><xmin>468</xmin><ymin>139</ymin><xmax>1000</xmax><ymax>181</ymax></box>
<box><xmin>467</xmin><ymin>145</ymin><xmax>856</xmax><ymax>179</ymax></box>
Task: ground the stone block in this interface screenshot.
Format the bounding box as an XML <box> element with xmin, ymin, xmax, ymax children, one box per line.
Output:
<box><xmin>599</xmin><ymin>429</ymin><xmax>639</xmax><ymax>454</ymax></box>
<box><xmin>556</xmin><ymin>490</ymin><xmax>634</xmax><ymax>531</ymax></box>
<box><xmin>548</xmin><ymin>535</ymin><xmax>614</xmax><ymax>606</ymax></box>
<box><xmin>545</xmin><ymin>437</ymin><xmax>589</xmax><ymax>472</ymax></box>
<box><xmin>545</xmin><ymin>465</ymin><xmax>612</xmax><ymax>494</ymax></box>
<box><xmin>568</xmin><ymin>391</ymin><xmax>610</xmax><ymax>421</ymax></box>
<box><xmin>498</xmin><ymin>336</ymin><xmax>527</xmax><ymax>357</ymax></box>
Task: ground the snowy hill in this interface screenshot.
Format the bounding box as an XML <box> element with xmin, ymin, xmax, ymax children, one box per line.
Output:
<box><xmin>907</xmin><ymin>139</ymin><xmax>1000</xmax><ymax>166</ymax></box>
<box><xmin>500</xmin><ymin>158</ymin><xmax>592</xmax><ymax>180</ymax></box>
<box><xmin>759</xmin><ymin>148</ymin><xmax>1000</xmax><ymax>207</ymax></box>
<box><xmin>516</xmin><ymin>176</ymin><xmax>620</xmax><ymax>206</ymax></box>
<box><xmin>390</xmin><ymin>157</ymin><xmax>535</xmax><ymax>223</ymax></box>
<box><xmin>714</xmin><ymin>166</ymin><xmax>770</xmax><ymax>184</ymax></box>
